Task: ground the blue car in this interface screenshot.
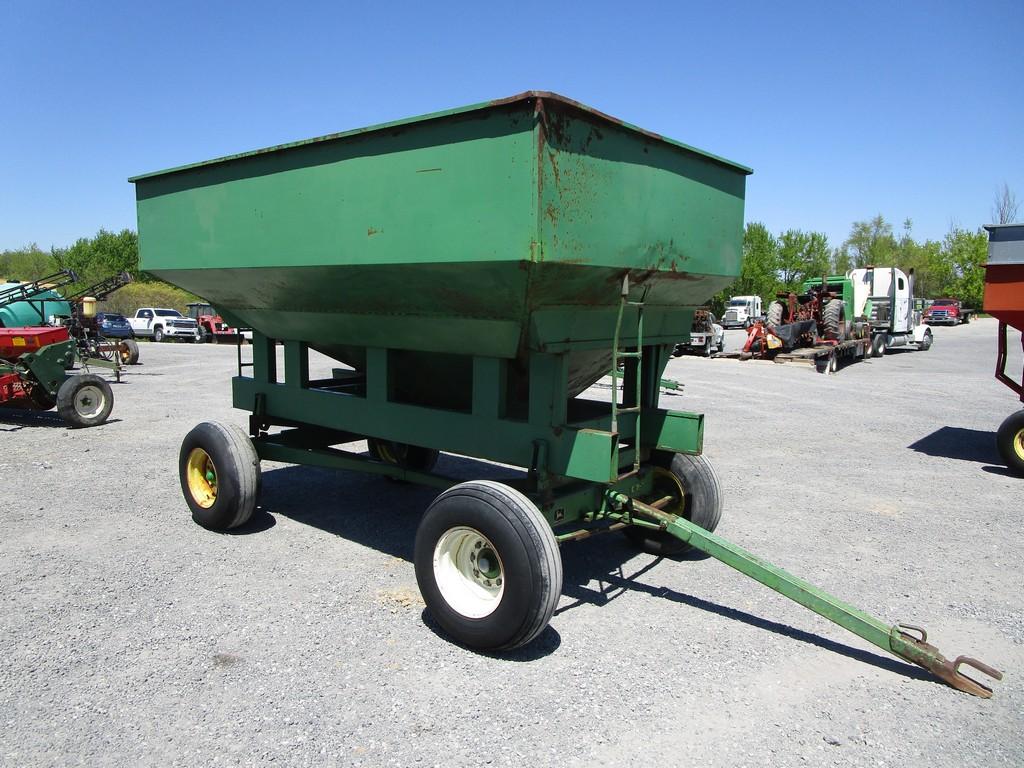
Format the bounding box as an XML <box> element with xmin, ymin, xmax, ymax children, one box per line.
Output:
<box><xmin>95</xmin><ymin>312</ymin><xmax>134</xmax><ymax>339</ymax></box>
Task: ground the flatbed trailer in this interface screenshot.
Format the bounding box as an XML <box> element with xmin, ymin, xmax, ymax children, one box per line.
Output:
<box><xmin>773</xmin><ymin>336</ymin><xmax>872</xmax><ymax>374</ymax></box>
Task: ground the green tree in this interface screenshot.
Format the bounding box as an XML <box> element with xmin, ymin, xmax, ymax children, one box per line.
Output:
<box><xmin>840</xmin><ymin>215</ymin><xmax>898</xmax><ymax>267</ymax></box>
<box><xmin>941</xmin><ymin>227</ymin><xmax>988</xmax><ymax>308</ymax></box>
<box><xmin>52</xmin><ymin>229</ymin><xmax>140</xmax><ymax>285</ymax></box>
<box><xmin>706</xmin><ymin>222</ymin><xmax>779</xmax><ymax>314</ymax></box>
<box><xmin>777</xmin><ymin>229</ymin><xmax>831</xmax><ymax>292</ymax></box>
<box><xmin>0</xmin><ymin>244</ymin><xmax>59</xmax><ymax>282</ymax></box>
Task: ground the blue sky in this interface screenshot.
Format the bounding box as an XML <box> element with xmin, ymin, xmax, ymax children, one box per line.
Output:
<box><xmin>2</xmin><ymin>0</ymin><xmax>1021</xmax><ymax>252</ymax></box>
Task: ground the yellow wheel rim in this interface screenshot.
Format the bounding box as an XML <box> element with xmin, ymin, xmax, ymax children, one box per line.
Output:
<box><xmin>1015</xmin><ymin>428</ymin><xmax>1024</xmax><ymax>463</ymax></box>
<box><xmin>648</xmin><ymin>466</ymin><xmax>687</xmax><ymax>517</ymax></box>
<box><xmin>186</xmin><ymin>447</ymin><xmax>218</xmax><ymax>509</ymax></box>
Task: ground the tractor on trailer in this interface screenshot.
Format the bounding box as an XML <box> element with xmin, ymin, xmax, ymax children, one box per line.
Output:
<box><xmin>131</xmin><ymin>92</ymin><xmax>1000</xmax><ymax>695</ymax></box>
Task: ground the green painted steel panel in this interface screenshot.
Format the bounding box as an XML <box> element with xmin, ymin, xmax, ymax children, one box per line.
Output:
<box><xmin>132</xmin><ymin>92</ymin><xmax>749</xmax><ymax>390</ymax></box>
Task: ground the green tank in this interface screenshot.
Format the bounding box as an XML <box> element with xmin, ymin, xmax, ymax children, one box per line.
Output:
<box><xmin>132</xmin><ymin>92</ymin><xmax>749</xmax><ymax>403</ymax></box>
<box><xmin>0</xmin><ymin>283</ymin><xmax>70</xmax><ymax>328</ymax></box>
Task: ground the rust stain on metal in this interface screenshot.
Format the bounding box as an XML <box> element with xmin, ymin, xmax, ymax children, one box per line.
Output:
<box><xmin>367</xmin><ymin>227</ymin><xmax>381</xmax><ymax>237</ymax></box>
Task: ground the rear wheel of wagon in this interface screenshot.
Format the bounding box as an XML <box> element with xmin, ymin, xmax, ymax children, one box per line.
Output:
<box><xmin>623</xmin><ymin>452</ymin><xmax>722</xmax><ymax>557</ymax></box>
<box><xmin>414</xmin><ymin>480</ymin><xmax>562</xmax><ymax>650</ymax></box>
<box><xmin>179</xmin><ymin>421</ymin><xmax>261</xmax><ymax>530</ymax></box>
<box><xmin>368</xmin><ymin>438</ymin><xmax>439</xmax><ymax>472</ymax></box>
<box><xmin>996</xmin><ymin>410</ymin><xmax>1024</xmax><ymax>476</ymax></box>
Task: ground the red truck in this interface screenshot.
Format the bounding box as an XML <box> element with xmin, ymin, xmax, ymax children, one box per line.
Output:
<box><xmin>923</xmin><ymin>298</ymin><xmax>975</xmax><ymax>326</ymax></box>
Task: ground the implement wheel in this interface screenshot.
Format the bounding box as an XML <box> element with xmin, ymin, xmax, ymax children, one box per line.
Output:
<box><xmin>624</xmin><ymin>452</ymin><xmax>722</xmax><ymax>557</ymax></box>
<box><xmin>56</xmin><ymin>374</ymin><xmax>113</xmax><ymax>428</ymax></box>
<box><xmin>179</xmin><ymin>421</ymin><xmax>261</xmax><ymax>530</ymax></box>
<box><xmin>996</xmin><ymin>410</ymin><xmax>1024</xmax><ymax>476</ymax></box>
<box><xmin>766</xmin><ymin>301</ymin><xmax>785</xmax><ymax>329</ymax></box>
<box><xmin>118</xmin><ymin>338</ymin><xmax>140</xmax><ymax>365</ymax></box>
<box><xmin>414</xmin><ymin>481</ymin><xmax>562</xmax><ymax>650</ymax></box>
<box><xmin>368</xmin><ymin>438</ymin><xmax>439</xmax><ymax>472</ymax></box>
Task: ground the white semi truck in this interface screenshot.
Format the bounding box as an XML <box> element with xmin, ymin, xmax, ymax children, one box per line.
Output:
<box><xmin>721</xmin><ymin>295</ymin><xmax>762</xmax><ymax>328</ymax></box>
<box><xmin>848</xmin><ymin>267</ymin><xmax>933</xmax><ymax>355</ymax></box>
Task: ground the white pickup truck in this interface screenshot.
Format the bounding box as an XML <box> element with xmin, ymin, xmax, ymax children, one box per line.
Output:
<box><xmin>128</xmin><ymin>308</ymin><xmax>200</xmax><ymax>342</ymax></box>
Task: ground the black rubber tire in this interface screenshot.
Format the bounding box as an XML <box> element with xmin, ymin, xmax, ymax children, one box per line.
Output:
<box><xmin>56</xmin><ymin>374</ymin><xmax>114</xmax><ymax>428</ymax></box>
<box><xmin>29</xmin><ymin>383</ymin><xmax>56</xmax><ymax>411</ymax></box>
<box><xmin>962</xmin><ymin>314</ymin><xmax>971</xmax><ymax>325</ymax></box>
<box><xmin>996</xmin><ymin>410</ymin><xmax>1024</xmax><ymax>476</ymax></box>
<box><xmin>823</xmin><ymin>299</ymin><xmax>848</xmax><ymax>341</ymax></box>
<box><xmin>415</xmin><ymin>481</ymin><xmax>562</xmax><ymax>650</ymax></box>
<box><xmin>118</xmin><ymin>338</ymin><xmax>140</xmax><ymax>365</ymax></box>
<box><xmin>623</xmin><ymin>452</ymin><xmax>723</xmax><ymax>557</ymax></box>
<box><xmin>871</xmin><ymin>334</ymin><xmax>887</xmax><ymax>357</ymax></box>
<box><xmin>703</xmin><ymin>337</ymin><xmax>713</xmax><ymax>357</ymax></box>
<box><xmin>766</xmin><ymin>301</ymin><xmax>785</xmax><ymax>328</ymax></box>
<box><xmin>179</xmin><ymin>421</ymin><xmax>261</xmax><ymax>530</ymax></box>
<box><xmin>198</xmin><ymin>326</ymin><xmax>209</xmax><ymax>343</ymax></box>
<box><xmin>918</xmin><ymin>331</ymin><xmax>933</xmax><ymax>351</ymax></box>
<box><xmin>367</xmin><ymin>438</ymin><xmax>439</xmax><ymax>472</ymax></box>
<box><xmin>153</xmin><ymin>326</ymin><xmax>164</xmax><ymax>343</ymax></box>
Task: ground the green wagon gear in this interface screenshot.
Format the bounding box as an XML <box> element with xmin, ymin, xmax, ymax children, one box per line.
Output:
<box><xmin>132</xmin><ymin>91</ymin><xmax>1000</xmax><ymax>694</ymax></box>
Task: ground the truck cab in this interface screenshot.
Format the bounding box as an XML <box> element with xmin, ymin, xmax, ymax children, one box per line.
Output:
<box><xmin>129</xmin><ymin>308</ymin><xmax>200</xmax><ymax>342</ymax></box>
<box><xmin>722</xmin><ymin>295</ymin><xmax>763</xmax><ymax>328</ymax></box>
<box><xmin>847</xmin><ymin>267</ymin><xmax>932</xmax><ymax>352</ymax></box>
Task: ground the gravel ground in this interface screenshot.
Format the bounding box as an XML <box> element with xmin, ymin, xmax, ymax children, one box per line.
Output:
<box><xmin>1</xmin><ymin>319</ymin><xmax>1021</xmax><ymax>767</ymax></box>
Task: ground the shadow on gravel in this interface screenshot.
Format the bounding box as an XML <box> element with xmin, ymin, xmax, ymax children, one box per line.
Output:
<box><xmin>420</xmin><ymin>609</ymin><xmax>562</xmax><ymax>661</ymax></box>
<box><xmin>557</xmin><ymin>534</ymin><xmax>935</xmax><ymax>684</ymax></box>
<box><xmin>981</xmin><ymin>464</ymin><xmax>1022</xmax><ymax>478</ymax></box>
<box><xmin>246</xmin><ymin>456</ymin><xmax>934</xmax><ymax>682</ymax></box>
<box><xmin>0</xmin><ymin>410</ymin><xmax>122</xmax><ymax>430</ymax></box>
<box><xmin>0</xmin><ymin>409</ymin><xmax>67</xmax><ymax>429</ymax></box>
<box><xmin>907</xmin><ymin>426</ymin><xmax>1000</xmax><ymax>464</ymax></box>
<box><xmin>253</xmin><ymin>455</ymin><xmax>524</xmax><ymax>560</ymax></box>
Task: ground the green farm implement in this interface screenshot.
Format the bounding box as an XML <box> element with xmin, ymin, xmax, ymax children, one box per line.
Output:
<box><xmin>132</xmin><ymin>92</ymin><xmax>1000</xmax><ymax>695</ymax></box>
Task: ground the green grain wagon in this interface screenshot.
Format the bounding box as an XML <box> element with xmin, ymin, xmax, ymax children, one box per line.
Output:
<box><xmin>132</xmin><ymin>92</ymin><xmax>998</xmax><ymax>694</ymax></box>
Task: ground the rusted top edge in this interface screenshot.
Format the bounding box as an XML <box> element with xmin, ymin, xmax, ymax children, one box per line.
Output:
<box><xmin>128</xmin><ymin>90</ymin><xmax>752</xmax><ymax>183</ymax></box>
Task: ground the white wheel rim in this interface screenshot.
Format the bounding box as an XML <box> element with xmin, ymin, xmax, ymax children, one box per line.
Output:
<box><xmin>74</xmin><ymin>385</ymin><xmax>105</xmax><ymax>418</ymax></box>
<box><xmin>433</xmin><ymin>526</ymin><xmax>505</xmax><ymax>618</ymax></box>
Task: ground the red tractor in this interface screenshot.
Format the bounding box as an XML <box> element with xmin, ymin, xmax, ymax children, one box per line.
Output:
<box><xmin>187</xmin><ymin>302</ymin><xmax>240</xmax><ymax>343</ymax></box>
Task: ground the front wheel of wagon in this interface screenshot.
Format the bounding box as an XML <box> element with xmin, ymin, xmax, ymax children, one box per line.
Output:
<box><xmin>179</xmin><ymin>421</ymin><xmax>261</xmax><ymax>531</ymax></box>
<box><xmin>623</xmin><ymin>452</ymin><xmax>722</xmax><ymax>557</ymax></box>
<box><xmin>414</xmin><ymin>481</ymin><xmax>562</xmax><ymax>650</ymax></box>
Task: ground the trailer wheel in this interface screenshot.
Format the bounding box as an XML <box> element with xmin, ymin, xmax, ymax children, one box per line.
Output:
<box><xmin>368</xmin><ymin>438</ymin><xmax>439</xmax><ymax>472</ymax></box>
<box><xmin>918</xmin><ymin>331</ymin><xmax>933</xmax><ymax>351</ymax></box>
<box><xmin>766</xmin><ymin>301</ymin><xmax>785</xmax><ymax>328</ymax></box>
<box><xmin>118</xmin><ymin>338</ymin><xmax>140</xmax><ymax>365</ymax></box>
<box><xmin>871</xmin><ymin>334</ymin><xmax>887</xmax><ymax>357</ymax></box>
<box><xmin>996</xmin><ymin>411</ymin><xmax>1024</xmax><ymax>476</ymax></box>
<box><xmin>623</xmin><ymin>452</ymin><xmax>722</xmax><ymax>557</ymax></box>
<box><xmin>179</xmin><ymin>421</ymin><xmax>261</xmax><ymax>530</ymax></box>
<box><xmin>56</xmin><ymin>374</ymin><xmax>113</xmax><ymax>428</ymax></box>
<box><xmin>414</xmin><ymin>480</ymin><xmax>562</xmax><ymax>650</ymax></box>
<box><xmin>823</xmin><ymin>299</ymin><xmax>848</xmax><ymax>341</ymax></box>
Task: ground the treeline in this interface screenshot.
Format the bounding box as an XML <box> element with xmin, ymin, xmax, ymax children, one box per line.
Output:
<box><xmin>710</xmin><ymin>215</ymin><xmax>989</xmax><ymax>315</ymax></box>
<box><xmin>2</xmin><ymin>217</ymin><xmax>992</xmax><ymax>318</ymax></box>
<box><xmin>0</xmin><ymin>229</ymin><xmax>196</xmax><ymax>315</ymax></box>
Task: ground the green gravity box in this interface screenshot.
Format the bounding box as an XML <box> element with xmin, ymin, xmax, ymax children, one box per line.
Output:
<box><xmin>131</xmin><ymin>92</ymin><xmax>750</xmax><ymax>407</ymax></box>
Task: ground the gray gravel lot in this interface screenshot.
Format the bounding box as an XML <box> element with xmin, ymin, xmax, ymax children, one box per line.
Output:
<box><xmin>1</xmin><ymin>319</ymin><xmax>1021</xmax><ymax>767</ymax></box>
